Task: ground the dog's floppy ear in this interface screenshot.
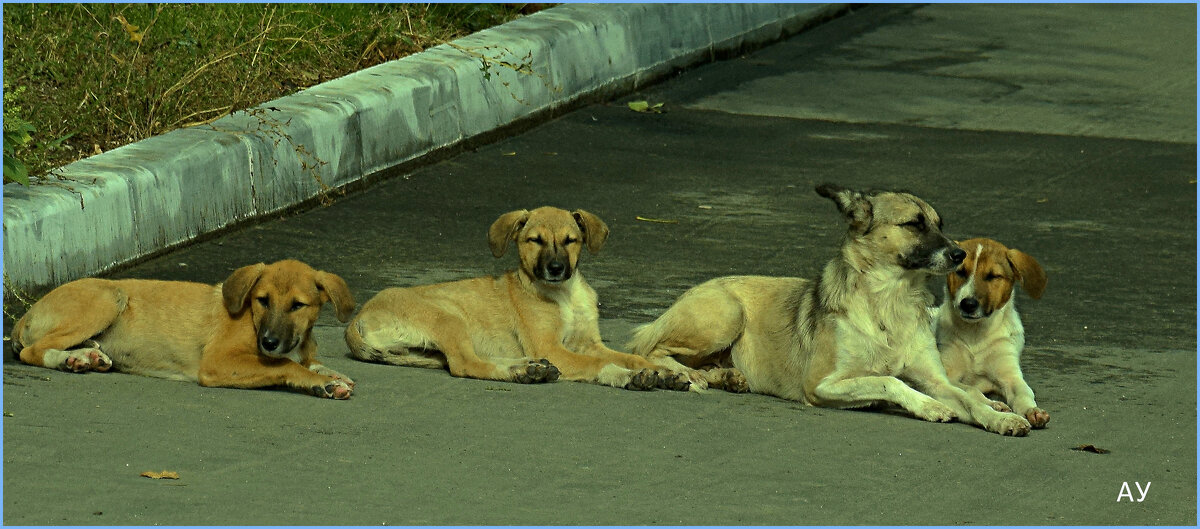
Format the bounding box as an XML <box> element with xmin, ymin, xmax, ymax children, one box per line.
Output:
<box><xmin>315</xmin><ymin>271</ymin><xmax>356</xmax><ymax>323</ymax></box>
<box><xmin>572</xmin><ymin>209</ymin><xmax>610</xmax><ymax>254</ymax></box>
<box><xmin>222</xmin><ymin>263</ymin><xmax>266</xmax><ymax>315</ymax></box>
<box><xmin>1007</xmin><ymin>248</ymin><xmax>1046</xmax><ymax>300</ymax></box>
<box><xmin>815</xmin><ymin>183</ymin><xmax>872</xmax><ymax>235</ymax></box>
<box><xmin>488</xmin><ymin>209</ymin><xmax>531</xmax><ymax>258</ymax></box>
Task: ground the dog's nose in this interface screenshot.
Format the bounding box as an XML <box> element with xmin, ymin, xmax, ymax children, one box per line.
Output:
<box><xmin>260</xmin><ymin>336</ymin><xmax>281</xmax><ymax>352</ymax></box>
<box><xmin>546</xmin><ymin>261</ymin><xmax>566</xmax><ymax>277</ymax></box>
<box><xmin>959</xmin><ymin>298</ymin><xmax>980</xmax><ymax>313</ymax></box>
<box><xmin>949</xmin><ymin>248</ymin><xmax>966</xmax><ymax>264</ymax></box>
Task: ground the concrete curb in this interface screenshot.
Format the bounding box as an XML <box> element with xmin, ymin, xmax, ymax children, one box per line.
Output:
<box><xmin>2</xmin><ymin>3</ymin><xmax>846</xmax><ymax>298</ymax></box>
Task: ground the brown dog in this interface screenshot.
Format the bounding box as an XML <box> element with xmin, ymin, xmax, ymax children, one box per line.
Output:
<box><xmin>10</xmin><ymin>260</ymin><xmax>357</xmax><ymax>399</ymax></box>
<box><xmin>346</xmin><ymin>206</ymin><xmax>690</xmax><ymax>391</ymax></box>
<box><xmin>935</xmin><ymin>237</ymin><xmax>1049</xmax><ymax>427</ymax></box>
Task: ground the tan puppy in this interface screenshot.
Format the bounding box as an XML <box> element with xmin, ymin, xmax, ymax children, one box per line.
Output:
<box><xmin>935</xmin><ymin>237</ymin><xmax>1049</xmax><ymax>427</ymax></box>
<box><xmin>10</xmin><ymin>260</ymin><xmax>357</xmax><ymax>399</ymax></box>
<box><xmin>629</xmin><ymin>184</ymin><xmax>1032</xmax><ymax>435</ymax></box>
<box><xmin>346</xmin><ymin>207</ymin><xmax>690</xmax><ymax>391</ymax></box>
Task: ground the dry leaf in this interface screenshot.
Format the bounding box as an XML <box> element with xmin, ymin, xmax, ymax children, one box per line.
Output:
<box><xmin>635</xmin><ymin>216</ymin><xmax>679</xmax><ymax>224</ymax></box>
<box><xmin>1071</xmin><ymin>444</ymin><xmax>1109</xmax><ymax>454</ymax></box>
<box><xmin>627</xmin><ymin>100</ymin><xmax>664</xmax><ymax>114</ymax></box>
<box><xmin>501</xmin><ymin>152</ymin><xmax>517</xmax><ymax>157</ymax></box>
<box><xmin>140</xmin><ymin>470</ymin><xmax>180</xmax><ymax>479</ymax></box>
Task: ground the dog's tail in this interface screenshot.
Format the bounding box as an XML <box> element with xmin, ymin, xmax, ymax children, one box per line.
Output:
<box><xmin>625</xmin><ymin>319</ymin><xmax>665</xmax><ymax>357</ymax></box>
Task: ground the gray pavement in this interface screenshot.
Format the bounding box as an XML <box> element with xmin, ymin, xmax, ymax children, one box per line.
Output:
<box><xmin>4</xmin><ymin>4</ymin><xmax>1196</xmax><ymax>525</ymax></box>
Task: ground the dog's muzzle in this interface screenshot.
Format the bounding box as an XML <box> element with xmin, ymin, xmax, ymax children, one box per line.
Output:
<box><xmin>957</xmin><ymin>297</ymin><xmax>986</xmax><ymax>320</ymax></box>
<box><xmin>539</xmin><ymin>259</ymin><xmax>571</xmax><ymax>283</ymax></box>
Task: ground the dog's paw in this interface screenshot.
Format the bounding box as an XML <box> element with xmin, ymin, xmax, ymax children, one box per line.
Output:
<box><xmin>514</xmin><ymin>359</ymin><xmax>560</xmax><ymax>384</ymax></box>
<box><xmin>989</xmin><ymin>400</ymin><xmax>1012</xmax><ymax>413</ymax></box>
<box><xmin>310</xmin><ymin>364</ymin><xmax>355</xmax><ymax>388</ymax></box>
<box><xmin>310</xmin><ymin>379</ymin><xmax>353</xmax><ymax>400</ymax></box>
<box><xmin>654</xmin><ymin>371</ymin><xmax>692</xmax><ymax>392</ymax></box>
<box><xmin>715</xmin><ymin>369</ymin><xmax>750</xmax><ymax>393</ymax></box>
<box><xmin>624</xmin><ymin>369</ymin><xmax>660</xmax><ymax>391</ymax></box>
<box><xmin>989</xmin><ymin>412</ymin><xmax>1031</xmax><ymax>436</ymax></box>
<box><xmin>1024</xmin><ymin>407</ymin><xmax>1050</xmax><ymax>429</ymax></box>
<box><xmin>64</xmin><ymin>348</ymin><xmax>112</xmax><ymax>373</ymax></box>
<box><xmin>914</xmin><ymin>400</ymin><xmax>956</xmax><ymax>423</ymax></box>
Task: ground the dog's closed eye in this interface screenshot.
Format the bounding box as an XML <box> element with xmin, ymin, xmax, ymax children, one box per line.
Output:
<box><xmin>256</xmin><ymin>296</ymin><xmax>269</xmax><ymax>307</ymax></box>
<box><xmin>290</xmin><ymin>301</ymin><xmax>307</xmax><ymax>312</ymax></box>
<box><xmin>900</xmin><ymin>214</ymin><xmax>926</xmax><ymax>230</ymax></box>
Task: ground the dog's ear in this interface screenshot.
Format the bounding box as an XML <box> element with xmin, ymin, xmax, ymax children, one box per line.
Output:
<box><xmin>1007</xmin><ymin>248</ymin><xmax>1046</xmax><ymax>300</ymax></box>
<box><xmin>315</xmin><ymin>271</ymin><xmax>356</xmax><ymax>323</ymax></box>
<box><xmin>815</xmin><ymin>183</ymin><xmax>872</xmax><ymax>234</ymax></box>
<box><xmin>222</xmin><ymin>263</ymin><xmax>266</xmax><ymax>315</ymax></box>
<box><xmin>572</xmin><ymin>209</ymin><xmax>610</xmax><ymax>254</ymax></box>
<box><xmin>488</xmin><ymin>209</ymin><xmax>531</xmax><ymax>258</ymax></box>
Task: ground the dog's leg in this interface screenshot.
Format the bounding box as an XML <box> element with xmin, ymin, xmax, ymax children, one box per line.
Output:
<box><xmin>988</xmin><ymin>356</ymin><xmax>1048</xmax><ymax>428</ymax></box>
<box><xmin>812</xmin><ymin>375</ymin><xmax>956</xmax><ymax>422</ymax></box>
<box><xmin>627</xmin><ymin>287</ymin><xmax>746</xmax><ymax>392</ymax></box>
<box><xmin>906</xmin><ymin>356</ymin><xmax>1031</xmax><ymax>436</ymax></box>
<box><xmin>199</xmin><ymin>347</ymin><xmax>354</xmax><ymax>399</ymax></box>
<box><xmin>13</xmin><ymin>281</ymin><xmax>124</xmax><ymax>373</ymax></box>
<box><xmin>581</xmin><ymin>343</ymin><xmax>692</xmax><ymax>391</ymax></box>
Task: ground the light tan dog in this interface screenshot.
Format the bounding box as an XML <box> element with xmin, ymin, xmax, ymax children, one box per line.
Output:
<box><xmin>10</xmin><ymin>260</ymin><xmax>357</xmax><ymax>399</ymax></box>
<box><xmin>935</xmin><ymin>237</ymin><xmax>1049</xmax><ymax>428</ymax></box>
<box><xmin>346</xmin><ymin>206</ymin><xmax>690</xmax><ymax>391</ymax></box>
<box><xmin>628</xmin><ymin>184</ymin><xmax>1032</xmax><ymax>435</ymax></box>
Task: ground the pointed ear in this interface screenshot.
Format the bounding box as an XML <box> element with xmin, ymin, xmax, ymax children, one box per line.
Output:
<box><xmin>1007</xmin><ymin>248</ymin><xmax>1046</xmax><ymax>300</ymax></box>
<box><xmin>222</xmin><ymin>263</ymin><xmax>266</xmax><ymax>315</ymax></box>
<box><xmin>315</xmin><ymin>271</ymin><xmax>356</xmax><ymax>323</ymax></box>
<box><xmin>815</xmin><ymin>183</ymin><xmax>872</xmax><ymax>234</ymax></box>
<box><xmin>572</xmin><ymin>209</ymin><xmax>610</xmax><ymax>254</ymax></box>
<box><xmin>488</xmin><ymin>209</ymin><xmax>531</xmax><ymax>258</ymax></box>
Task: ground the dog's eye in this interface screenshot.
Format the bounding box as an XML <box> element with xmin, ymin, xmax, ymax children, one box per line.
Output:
<box><xmin>985</xmin><ymin>273</ymin><xmax>1000</xmax><ymax>281</ymax></box>
<box><xmin>525</xmin><ymin>236</ymin><xmax>544</xmax><ymax>245</ymax></box>
<box><xmin>563</xmin><ymin>237</ymin><xmax>578</xmax><ymax>245</ymax></box>
<box><xmin>290</xmin><ymin>301</ymin><xmax>307</xmax><ymax>311</ymax></box>
<box><xmin>901</xmin><ymin>214</ymin><xmax>925</xmax><ymax>230</ymax></box>
<box><xmin>955</xmin><ymin>269</ymin><xmax>969</xmax><ymax>278</ymax></box>
<box><xmin>256</xmin><ymin>296</ymin><xmax>269</xmax><ymax>306</ymax></box>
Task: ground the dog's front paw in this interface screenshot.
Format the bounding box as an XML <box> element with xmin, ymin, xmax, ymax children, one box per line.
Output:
<box><xmin>989</xmin><ymin>400</ymin><xmax>1012</xmax><ymax>413</ymax></box>
<box><xmin>914</xmin><ymin>400</ymin><xmax>955</xmax><ymax>423</ymax></box>
<box><xmin>64</xmin><ymin>348</ymin><xmax>112</xmax><ymax>373</ymax></box>
<box><xmin>654</xmin><ymin>371</ymin><xmax>692</xmax><ymax>392</ymax></box>
<box><xmin>310</xmin><ymin>364</ymin><xmax>355</xmax><ymax>388</ymax></box>
<box><xmin>310</xmin><ymin>379</ymin><xmax>353</xmax><ymax>400</ymax></box>
<box><xmin>1024</xmin><ymin>407</ymin><xmax>1050</xmax><ymax>429</ymax></box>
<box><xmin>989</xmin><ymin>412</ymin><xmax>1031</xmax><ymax>436</ymax></box>
<box><xmin>514</xmin><ymin>359</ymin><xmax>560</xmax><ymax>383</ymax></box>
<box><xmin>625</xmin><ymin>369</ymin><xmax>660</xmax><ymax>391</ymax></box>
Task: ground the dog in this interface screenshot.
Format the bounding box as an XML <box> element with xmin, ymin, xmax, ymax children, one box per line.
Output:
<box><xmin>9</xmin><ymin>260</ymin><xmax>358</xmax><ymax>399</ymax></box>
<box><xmin>345</xmin><ymin>206</ymin><xmax>690</xmax><ymax>391</ymax></box>
<box><xmin>934</xmin><ymin>237</ymin><xmax>1048</xmax><ymax>428</ymax></box>
<box><xmin>628</xmin><ymin>183</ymin><xmax>1032</xmax><ymax>435</ymax></box>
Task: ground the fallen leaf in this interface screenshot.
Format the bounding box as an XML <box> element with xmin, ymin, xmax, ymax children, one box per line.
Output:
<box><xmin>501</xmin><ymin>152</ymin><xmax>517</xmax><ymax>156</ymax></box>
<box><xmin>697</xmin><ymin>205</ymin><xmax>713</xmax><ymax>210</ymax></box>
<box><xmin>1036</xmin><ymin>198</ymin><xmax>1049</xmax><ymax>203</ymax></box>
<box><xmin>1071</xmin><ymin>444</ymin><xmax>1109</xmax><ymax>454</ymax></box>
<box><xmin>627</xmin><ymin>100</ymin><xmax>664</xmax><ymax>114</ymax></box>
<box><xmin>140</xmin><ymin>470</ymin><xmax>180</xmax><ymax>479</ymax></box>
<box><xmin>635</xmin><ymin>216</ymin><xmax>679</xmax><ymax>224</ymax></box>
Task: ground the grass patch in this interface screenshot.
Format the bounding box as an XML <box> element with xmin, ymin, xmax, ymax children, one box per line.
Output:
<box><xmin>2</xmin><ymin>3</ymin><xmax>533</xmax><ymax>182</ymax></box>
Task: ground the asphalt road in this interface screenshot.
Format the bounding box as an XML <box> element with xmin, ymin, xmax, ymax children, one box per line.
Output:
<box><xmin>4</xmin><ymin>4</ymin><xmax>1196</xmax><ymax>525</ymax></box>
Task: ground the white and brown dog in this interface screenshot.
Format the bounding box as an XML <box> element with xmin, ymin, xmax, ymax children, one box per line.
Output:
<box><xmin>934</xmin><ymin>237</ymin><xmax>1048</xmax><ymax>428</ymax></box>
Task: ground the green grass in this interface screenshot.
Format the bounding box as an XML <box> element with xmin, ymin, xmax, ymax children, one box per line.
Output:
<box><xmin>2</xmin><ymin>3</ymin><xmax>531</xmax><ymax>182</ymax></box>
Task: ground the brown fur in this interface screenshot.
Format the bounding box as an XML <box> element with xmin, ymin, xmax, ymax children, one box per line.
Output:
<box><xmin>10</xmin><ymin>260</ymin><xmax>357</xmax><ymax>399</ymax></box>
<box><xmin>345</xmin><ymin>206</ymin><xmax>690</xmax><ymax>391</ymax></box>
<box><xmin>937</xmin><ymin>237</ymin><xmax>1049</xmax><ymax>428</ymax></box>
<box><xmin>629</xmin><ymin>184</ymin><xmax>1034</xmax><ymax>435</ymax></box>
